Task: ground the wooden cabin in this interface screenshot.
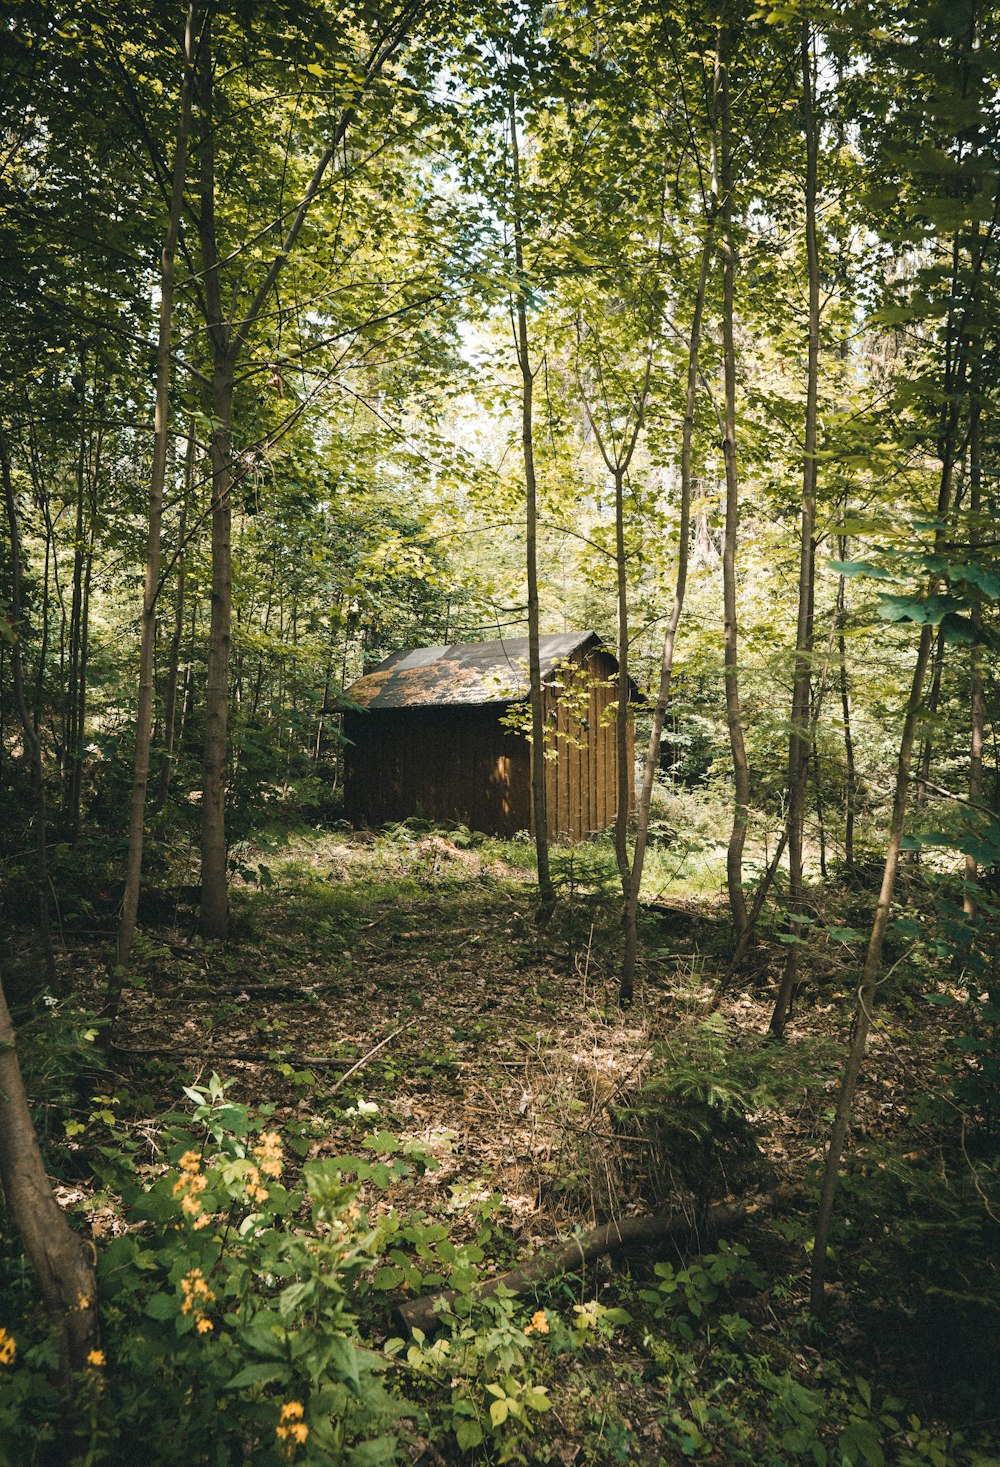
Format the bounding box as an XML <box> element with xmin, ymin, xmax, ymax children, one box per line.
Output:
<box><xmin>341</xmin><ymin>631</ymin><xmax>633</xmax><ymax>841</ymax></box>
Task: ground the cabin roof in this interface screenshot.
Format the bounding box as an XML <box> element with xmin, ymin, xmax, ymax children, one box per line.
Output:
<box><xmin>342</xmin><ymin>631</ymin><xmax>614</xmax><ymax>711</ymax></box>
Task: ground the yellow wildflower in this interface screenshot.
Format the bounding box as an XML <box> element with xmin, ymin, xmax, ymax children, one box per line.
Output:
<box><xmin>253</xmin><ymin>1131</ymin><xmax>284</xmax><ymax>1180</ymax></box>
<box><xmin>77</xmin><ymin>1293</ymin><xmax>91</xmax><ymax>1311</ymax></box>
<box><xmin>0</xmin><ymin>1329</ymin><xmax>16</xmax><ymax>1366</ymax></box>
<box><xmin>180</xmin><ymin>1269</ymin><xmax>216</xmax><ymax>1330</ymax></box>
<box><xmin>244</xmin><ymin>1162</ymin><xmax>269</xmax><ymax>1205</ymax></box>
<box><xmin>86</xmin><ymin>1349</ymin><xmax>106</xmax><ymax>1368</ymax></box>
<box><xmin>276</xmin><ymin>1402</ymin><xmax>309</xmax><ymax>1450</ymax></box>
<box><xmin>525</xmin><ymin>1310</ymin><xmax>549</xmax><ymax>1336</ymax></box>
<box><xmin>173</xmin><ymin>1150</ymin><xmax>209</xmax><ymax>1224</ymax></box>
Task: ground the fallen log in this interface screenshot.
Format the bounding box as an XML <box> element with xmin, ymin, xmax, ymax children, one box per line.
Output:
<box><xmin>397</xmin><ymin>1194</ymin><xmax>768</xmax><ymax>1336</ymax></box>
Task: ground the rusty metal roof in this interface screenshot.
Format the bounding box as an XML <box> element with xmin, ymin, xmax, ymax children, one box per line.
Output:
<box><xmin>343</xmin><ymin>631</ymin><xmax>611</xmax><ymax>710</ymax></box>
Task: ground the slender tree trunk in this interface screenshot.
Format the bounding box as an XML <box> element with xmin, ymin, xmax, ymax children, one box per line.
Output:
<box><xmin>177</xmin><ymin>595</ymin><xmax>198</xmax><ymax>762</ymax></box>
<box><xmin>116</xmin><ymin>3</ymin><xmax>196</xmax><ymax>976</ymax></box>
<box><xmin>810</xmin><ymin>402</ymin><xmax>961</xmax><ymax>1312</ymax></box>
<box><xmin>965</xmin><ymin>401</ymin><xmax>984</xmax><ymax>918</ymax></box>
<box><xmin>200</xmin><ymin>357</ymin><xmax>236</xmax><ymax>939</ymax></box>
<box><xmin>33</xmin><ymin>502</ymin><xmax>52</xmax><ymax>736</ymax></box>
<box><xmin>314</xmin><ymin>604</ymin><xmax>341</xmax><ymax>761</ymax></box>
<box><xmin>813</xmin><ymin>738</ymin><xmax>827</xmax><ymax>879</ymax></box>
<box><xmin>197</xmin><ymin>20</ymin><xmax>236</xmax><ymax>939</ymax></box>
<box><xmin>69</xmin><ymin>490</ymin><xmax>95</xmax><ymax>837</ymax></box>
<box><xmin>1</xmin><ymin>428</ymin><xmax>57</xmax><ymax>988</ymax></box>
<box><xmin>622</xmin><ymin>216</ymin><xmax>715</xmax><ymax>1001</ymax></box>
<box><xmin>909</xmin><ymin>627</ymin><xmax>945</xmax><ymax>852</ymax></box>
<box><xmin>836</xmin><ymin>536</ymin><xmax>857</xmax><ymax>867</ymax></box>
<box><xmin>64</xmin><ymin>391</ymin><xmax>86</xmax><ymax>830</ymax></box>
<box><xmin>717</xmin><ymin>33</ymin><xmax>750</xmax><ymax>942</ymax></box>
<box><xmin>575</xmin><ymin>345</ymin><xmax>652</xmax><ymax>989</ymax></box>
<box><xmin>810</xmin><ymin>619</ymin><xmax>937</xmax><ymax>1314</ymax></box>
<box><xmin>614</xmin><ymin>466</ymin><xmax>630</xmax><ymax>884</ymax></box>
<box><xmin>155</xmin><ymin>421</ymin><xmax>195</xmax><ymax>815</ymax></box>
<box><xmin>507</xmin><ymin>81</ymin><xmax>553</xmax><ymax>911</ymax></box>
<box><xmin>726</xmin><ymin>556</ymin><xmax>846</xmax><ymax>981</ymax></box>
<box><xmin>770</xmin><ymin>19</ymin><xmax>820</xmax><ymax>1039</ymax></box>
<box><xmin>186</xmin><ymin>10</ymin><xmax>413</xmax><ymax>935</ymax></box>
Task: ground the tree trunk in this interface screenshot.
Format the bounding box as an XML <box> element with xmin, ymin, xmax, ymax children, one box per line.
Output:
<box><xmin>116</xmin><ymin>2</ymin><xmax>196</xmax><ymax>977</ymax></box>
<box><xmin>200</xmin><ymin>360</ymin><xmax>236</xmax><ymax>940</ymax></box>
<box><xmin>508</xmin><ymin>80</ymin><xmax>553</xmax><ymax>912</ymax></box>
<box><xmin>33</xmin><ymin>494</ymin><xmax>53</xmax><ymax>738</ymax></box>
<box><xmin>771</xmin><ymin>19</ymin><xmax>819</xmax><ymax>1039</ymax></box>
<box><xmin>1</xmin><ymin>427</ymin><xmax>57</xmax><ymax>988</ymax></box>
<box><xmin>623</xmin><ymin>216</ymin><xmax>715</xmax><ymax>1001</ymax></box>
<box><xmin>70</xmin><ymin>474</ymin><xmax>96</xmax><ymax>836</ymax></box>
<box><xmin>717</xmin><ymin>32</ymin><xmax>750</xmax><ymax>942</ymax></box>
<box><xmin>810</xmin><ymin>618</ymin><xmax>937</xmax><ymax>1313</ymax></box>
<box><xmin>810</xmin><ymin>410</ymin><xmax>962</xmax><ymax>1313</ymax></box>
<box><xmin>613</xmin><ymin>466</ymin><xmax>631</xmax><ymax>885</ymax></box>
<box><xmin>813</xmin><ymin>738</ymin><xmax>828</xmax><ymax>880</ymax></box>
<box><xmin>196</xmin><ymin>20</ymin><xmax>235</xmax><ymax>940</ymax></box>
<box><xmin>0</xmin><ymin>971</ymin><xmax>99</xmax><ymax>1383</ymax></box>
<box><xmin>1</xmin><ymin>456</ymin><xmax>97</xmax><ymax>1378</ymax></box>
<box><xmin>155</xmin><ymin>420</ymin><xmax>196</xmax><ymax>816</ymax></box>
<box><xmin>908</xmin><ymin>626</ymin><xmax>945</xmax><ymax>856</ymax></box>
<box><xmin>836</xmin><ymin>535</ymin><xmax>857</xmax><ymax>867</ymax></box>
<box><xmin>64</xmin><ymin>384</ymin><xmax>87</xmax><ymax>833</ymax></box>
<box><xmin>964</xmin><ymin>401</ymin><xmax>984</xmax><ymax>918</ymax></box>
<box><xmin>188</xmin><ymin>9</ymin><xmax>416</xmax><ymax>936</ymax></box>
<box><xmin>398</xmin><ymin>1196</ymin><xmax>760</xmax><ymax>1336</ymax></box>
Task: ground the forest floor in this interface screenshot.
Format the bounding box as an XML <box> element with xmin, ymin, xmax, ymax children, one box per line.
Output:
<box><xmin>13</xmin><ymin>824</ymin><xmax>1000</xmax><ymax>1465</ymax></box>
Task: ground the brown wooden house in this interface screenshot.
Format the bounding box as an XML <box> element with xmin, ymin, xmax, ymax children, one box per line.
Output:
<box><xmin>341</xmin><ymin>631</ymin><xmax>633</xmax><ymax>841</ymax></box>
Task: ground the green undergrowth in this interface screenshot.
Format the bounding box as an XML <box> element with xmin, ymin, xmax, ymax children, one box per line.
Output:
<box><xmin>2</xmin><ymin>825</ymin><xmax>999</xmax><ymax>1464</ymax></box>
<box><xmin>2</xmin><ymin>1069</ymin><xmax>994</xmax><ymax>1467</ymax></box>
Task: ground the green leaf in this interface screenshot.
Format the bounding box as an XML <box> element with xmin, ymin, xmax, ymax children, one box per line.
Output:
<box><xmin>225</xmin><ymin>1361</ymin><xmax>290</xmax><ymax>1390</ymax></box>
<box><xmin>455</xmin><ymin>1420</ymin><xmax>484</xmax><ymax>1449</ymax></box>
<box><xmin>347</xmin><ymin>1437</ymin><xmax>399</xmax><ymax>1466</ymax></box>
<box><xmin>372</xmin><ymin>1266</ymin><xmax>404</xmax><ymax>1291</ymax></box>
<box><xmin>144</xmin><ymin>1293</ymin><xmax>177</xmax><ymax>1321</ymax></box>
<box><xmin>877</xmin><ymin>593</ymin><xmax>940</xmax><ymax>625</ymax></box>
<box><xmin>828</xmin><ymin>558</ymin><xmax>896</xmax><ymax>581</ymax></box>
<box><xmin>326</xmin><ymin>1334</ymin><xmax>362</xmax><ymax>1392</ymax></box>
<box><xmin>939</xmin><ymin>613</ymin><xmax>978</xmax><ymax>645</ymax></box>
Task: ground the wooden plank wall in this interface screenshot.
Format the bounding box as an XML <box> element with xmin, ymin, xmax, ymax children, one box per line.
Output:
<box><xmin>344</xmin><ymin>649</ymin><xmax>633</xmax><ymax>842</ymax></box>
<box><xmin>344</xmin><ymin>706</ymin><xmax>530</xmax><ymax>835</ymax></box>
<box><xmin>536</xmin><ymin>647</ymin><xmax>632</xmax><ymax>842</ymax></box>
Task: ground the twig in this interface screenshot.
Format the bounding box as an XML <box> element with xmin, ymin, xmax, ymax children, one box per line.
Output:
<box><xmin>328</xmin><ymin>1021</ymin><xmax>414</xmax><ymax>1095</ymax></box>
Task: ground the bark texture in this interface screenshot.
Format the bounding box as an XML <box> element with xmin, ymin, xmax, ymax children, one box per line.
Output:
<box><xmin>0</xmin><ymin>975</ymin><xmax>99</xmax><ymax>1380</ymax></box>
